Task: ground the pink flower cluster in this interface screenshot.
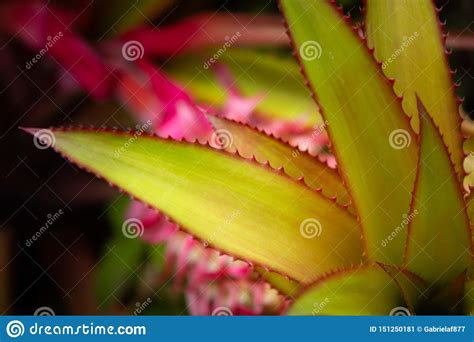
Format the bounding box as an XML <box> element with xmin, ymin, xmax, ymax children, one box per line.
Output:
<box><xmin>127</xmin><ymin>201</ymin><xmax>288</xmax><ymax>315</ymax></box>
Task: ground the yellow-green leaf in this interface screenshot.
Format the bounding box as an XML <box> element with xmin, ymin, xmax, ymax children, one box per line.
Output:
<box><xmin>256</xmin><ymin>267</ymin><xmax>302</xmax><ymax>298</ymax></box>
<box><xmin>280</xmin><ymin>0</ymin><xmax>418</xmax><ymax>264</ymax></box>
<box><xmin>34</xmin><ymin>128</ymin><xmax>364</xmax><ymax>284</ymax></box>
<box><xmin>207</xmin><ymin>114</ymin><xmax>352</xmax><ymax>208</ymax></box>
<box><xmin>404</xmin><ymin>101</ymin><xmax>471</xmax><ymax>288</ymax></box>
<box><xmin>287</xmin><ymin>264</ymin><xmax>408</xmax><ymax>315</ymax></box>
<box><xmin>165</xmin><ymin>49</ymin><xmax>322</xmax><ymax>125</ymax></box>
<box><xmin>208</xmin><ymin>114</ymin><xmax>354</xmax><ymax>294</ymax></box>
<box><xmin>381</xmin><ymin>264</ymin><xmax>428</xmax><ymax>312</ymax></box>
<box><xmin>366</xmin><ymin>0</ymin><xmax>463</xmax><ymax>179</ymax></box>
<box><xmin>464</xmin><ymin>278</ymin><xmax>474</xmax><ymax>315</ymax></box>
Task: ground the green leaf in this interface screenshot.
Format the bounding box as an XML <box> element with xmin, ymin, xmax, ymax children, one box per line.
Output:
<box><xmin>96</xmin><ymin>237</ymin><xmax>145</xmax><ymax>309</ymax></box>
<box><xmin>148</xmin><ymin>244</ymin><xmax>167</xmax><ymax>271</ymax></box>
<box><xmin>464</xmin><ymin>278</ymin><xmax>474</xmax><ymax>315</ymax></box>
<box><xmin>165</xmin><ymin>49</ymin><xmax>322</xmax><ymax>125</ymax></box>
<box><xmin>381</xmin><ymin>264</ymin><xmax>428</xmax><ymax>312</ymax></box>
<box><xmin>366</xmin><ymin>0</ymin><xmax>463</xmax><ymax>178</ymax></box>
<box><xmin>96</xmin><ymin>196</ymin><xmax>146</xmax><ymax>308</ymax></box>
<box><xmin>287</xmin><ymin>264</ymin><xmax>408</xmax><ymax>315</ymax></box>
<box><xmin>404</xmin><ymin>100</ymin><xmax>471</xmax><ymax>288</ymax></box>
<box><xmin>209</xmin><ymin>113</ymin><xmax>353</xmax><ymax>295</ymax></box>
<box><xmin>280</xmin><ymin>0</ymin><xmax>418</xmax><ymax>264</ymax></box>
<box><xmin>207</xmin><ymin>114</ymin><xmax>352</xmax><ymax>207</ymax></box>
<box><xmin>37</xmin><ymin>128</ymin><xmax>364</xmax><ymax>284</ymax></box>
<box><xmin>420</xmin><ymin>271</ymin><xmax>466</xmax><ymax>315</ymax></box>
<box><xmin>256</xmin><ymin>267</ymin><xmax>302</xmax><ymax>297</ymax></box>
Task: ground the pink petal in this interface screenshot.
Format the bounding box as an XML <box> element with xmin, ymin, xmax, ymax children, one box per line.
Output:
<box><xmin>6</xmin><ymin>3</ymin><xmax>114</xmax><ymax>99</ymax></box>
<box><xmin>137</xmin><ymin>60</ymin><xmax>213</xmax><ymax>140</ymax></box>
<box><xmin>116</xmin><ymin>71</ymin><xmax>161</xmax><ymax>124</ymax></box>
<box><xmin>221</xmin><ymin>93</ymin><xmax>264</xmax><ymax>122</ymax></box>
<box><xmin>318</xmin><ymin>153</ymin><xmax>337</xmax><ymax>169</ymax></box>
<box><xmin>120</xmin><ymin>13</ymin><xmax>286</xmax><ymax>57</ymax></box>
<box><xmin>126</xmin><ymin>200</ymin><xmax>177</xmax><ymax>244</ymax></box>
<box><xmin>212</xmin><ymin>64</ymin><xmax>264</xmax><ymax>122</ymax></box>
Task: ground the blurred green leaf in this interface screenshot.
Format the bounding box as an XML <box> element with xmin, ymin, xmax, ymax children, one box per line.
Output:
<box><xmin>95</xmin><ymin>196</ymin><xmax>147</xmax><ymax>309</ymax></box>
<box><xmin>166</xmin><ymin>49</ymin><xmax>322</xmax><ymax>125</ymax></box>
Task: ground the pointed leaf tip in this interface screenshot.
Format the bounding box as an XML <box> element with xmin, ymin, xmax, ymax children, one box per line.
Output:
<box><xmin>404</xmin><ymin>98</ymin><xmax>471</xmax><ymax>288</ymax></box>
<box><xmin>19</xmin><ymin>127</ymin><xmax>40</xmax><ymax>135</ymax></box>
<box><xmin>46</xmin><ymin>128</ymin><xmax>365</xmax><ymax>283</ymax></box>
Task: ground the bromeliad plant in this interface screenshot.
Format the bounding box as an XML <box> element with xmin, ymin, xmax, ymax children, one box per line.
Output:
<box><xmin>21</xmin><ymin>0</ymin><xmax>474</xmax><ymax>315</ymax></box>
